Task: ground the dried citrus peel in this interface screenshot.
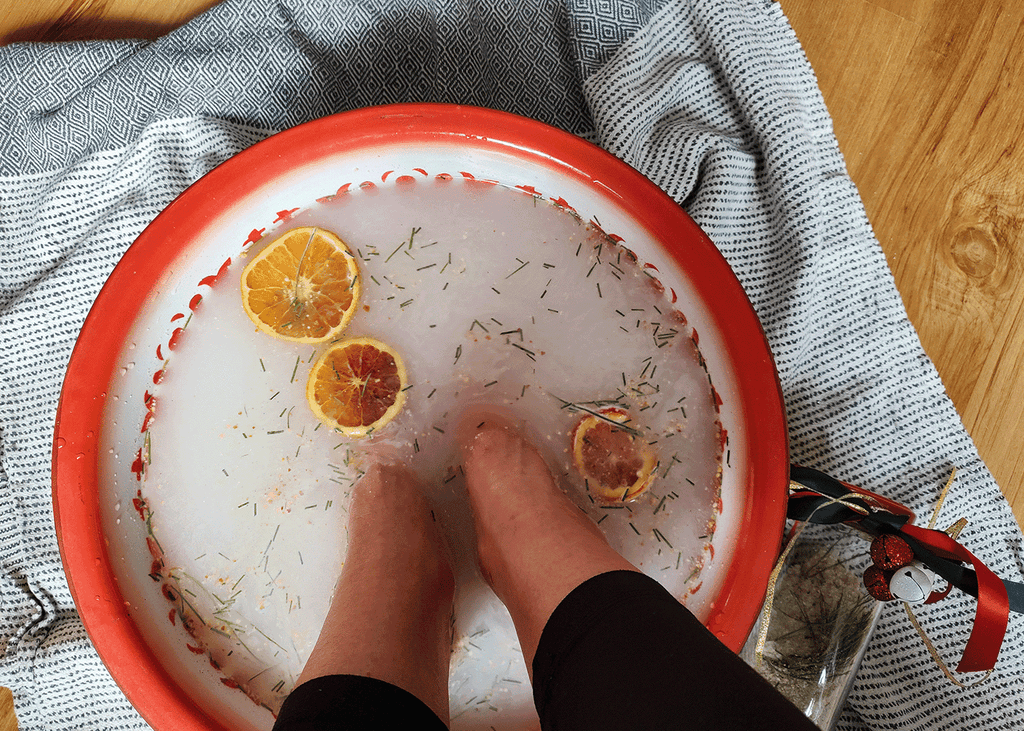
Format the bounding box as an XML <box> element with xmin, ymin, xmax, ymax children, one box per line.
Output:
<box><xmin>240</xmin><ymin>226</ymin><xmax>361</xmax><ymax>343</ymax></box>
<box><xmin>571</xmin><ymin>407</ymin><xmax>657</xmax><ymax>503</ymax></box>
<box><xmin>306</xmin><ymin>337</ymin><xmax>407</xmax><ymax>437</ymax></box>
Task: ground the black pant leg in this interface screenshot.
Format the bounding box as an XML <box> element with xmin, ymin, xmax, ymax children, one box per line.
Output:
<box><xmin>272</xmin><ymin>674</ymin><xmax>448</xmax><ymax>731</ymax></box>
<box><xmin>532</xmin><ymin>570</ymin><xmax>819</xmax><ymax>731</ymax></box>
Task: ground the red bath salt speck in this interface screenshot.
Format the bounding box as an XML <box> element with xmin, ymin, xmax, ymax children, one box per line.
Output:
<box><xmin>435</xmin><ymin>173</ymin><xmax>452</xmax><ymax>182</ymax></box>
<box><xmin>144</xmin><ymin>390</ymin><xmax>154</xmax><ymax>406</ymax></box>
<box><xmin>705</xmin><ymin>514</ymin><xmax>718</xmax><ymax>540</ymax></box>
<box><xmin>171</xmin><ymin>312</ymin><xmax>185</xmax><ymax>322</ymax></box>
<box><xmin>221</xmin><ymin>678</ymin><xmax>239</xmax><ymax>689</ymax></box>
<box><xmin>458</xmin><ymin>171</ymin><xmax>476</xmax><ymax>180</ymax></box>
<box><xmin>381</xmin><ymin>170</ymin><xmax>394</xmax><ymax>182</ymax></box>
<box><xmin>182</xmin><ymin>615</ymin><xmax>200</xmax><ymax>638</ymax></box>
<box><xmin>131</xmin><ymin>449</ymin><xmax>146</xmax><ymax>481</ymax></box>
<box><xmin>670</xmin><ymin>309</ymin><xmax>687</xmax><ymax>325</ymax></box>
<box><xmin>706</xmin><ymin>543</ymin><xmax>715</xmax><ymax>563</ymax></box>
<box><xmin>161</xmin><ymin>584</ymin><xmax>177</xmax><ymax>602</ymax></box>
<box><xmin>336</xmin><ymin>183</ymin><xmax>352</xmax><ymax>195</ymax></box>
<box><xmin>146</xmin><ymin>535</ymin><xmax>162</xmax><ymax>560</ymax></box>
<box><xmin>670</xmin><ymin>287</ymin><xmax>678</xmax><ymax>304</ymax></box>
<box><xmin>167</xmin><ymin>327</ymin><xmax>184</xmax><ymax>350</ymax></box>
<box><xmin>515</xmin><ymin>184</ymin><xmax>540</xmax><ymax>196</ymax></box>
<box><xmin>155</xmin><ymin>344</ymin><xmax>162</xmax><ymax>360</ymax></box>
<box><xmin>186</xmin><ymin>643</ymin><xmax>205</xmax><ymax>655</ymax></box>
<box><xmin>273</xmin><ymin>208</ymin><xmax>299</xmax><ymax>223</ymax></box>
<box><xmin>711</xmin><ymin>386</ymin><xmax>723</xmax><ymax>410</ymax></box>
<box><xmin>396</xmin><ymin>175</ymin><xmax>416</xmax><ymax>185</ymax></box>
<box><xmin>189</xmin><ymin>294</ymin><xmax>203</xmax><ymax>312</ymax></box>
<box><xmin>691</xmin><ymin>329</ymin><xmax>700</xmax><ymax>346</ymax></box>
<box><xmin>152</xmin><ymin>369</ymin><xmax>164</xmax><ymax>385</ymax></box>
<box><xmin>198</xmin><ymin>258</ymin><xmax>231</xmax><ymax>288</ymax></box>
<box><xmin>413</xmin><ymin>168</ymin><xmax>428</xmax><ymax>176</ymax></box>
<box><xmin>692</xmin><ymin>581</ymin><xmax>703</xmax><ymax>594</ymax></box>
<box><xmin>141</xmin><ymin>410</ymin><xmax>156</xmax><ymax>433</ymax></box>
<box><xmin>608</xmin><ymin>233</ymin><xmax>625</xmax><ymax>243</ymax></box>
<box><xmin>168</xmin><ymin>609</ymin><xmax>177</xmax><ymax>626</ymax></box>
<box><xmin>359</xmin><ymin>180</ymin><xmax>376</xmax><ymax>190</ymax></box>
<box><xmin>243</xmin><ymin>228</ymin><xmax>265</xmax><ymax>247</ymax></box>
<box><xmin>150</xmin><ymin>559</ymin><xmax>163</xmax><ymax>577</ymax></box>
<box><xmin>643</xmin><ymin>261</ymin><xmax>660</xmax><ymax>272</ymax></box>
<box><xmin>718</xmin><ymin>426</ymin><xmax>728</xmax><ymax>451</ymax></box>
<box><xmin>646</xmin><ymin>275</ymin><xmax>665</xmax><ymax>296</ymax></box>
<box><xmin>210</xmin><ymin>657</ymin><xmax>221</xmax><ymax>671</ymax></box>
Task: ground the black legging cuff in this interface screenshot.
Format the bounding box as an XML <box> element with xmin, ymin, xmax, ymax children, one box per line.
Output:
<box><xmin>272</xmin><ymin>674</ymin><xmax>448</xmax><ymax>731</ymax></box>
<box><xmin>531</xmin><ymin>569</ymin><xmax>818</xmax><ymax>731</ymax></box>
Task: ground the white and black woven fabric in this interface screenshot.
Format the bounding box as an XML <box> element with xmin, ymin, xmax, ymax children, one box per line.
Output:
<box><xmin>1</xmin><ymin>0</ymin><xmax>1022</xmax><ymax>729</ymax></box>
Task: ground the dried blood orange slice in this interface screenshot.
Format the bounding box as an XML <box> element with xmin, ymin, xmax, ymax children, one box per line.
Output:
<box><xmin>306</xmin><ymin>337</ymin><xmax>407</xmax><ymax>437</ymax></box>
<box><xmin>240</xmin><ymin>227</ymin><xmax>360</xmax><ymax>343</ymax></box>
<box><xmin>571</xmin><ymin>407</ymin><xmax>657</xmax><ymax>503</ymax></box>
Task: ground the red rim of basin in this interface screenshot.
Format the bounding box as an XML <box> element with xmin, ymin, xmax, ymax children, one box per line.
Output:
<box><xmin>52</xmin><ymin>103</ymin><xmax>789</xmax><ymax>729</ymax></box>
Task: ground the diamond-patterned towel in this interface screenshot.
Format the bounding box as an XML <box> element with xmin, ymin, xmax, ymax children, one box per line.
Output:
<box><xmin>1</xmin><ymin>1</ymin><xmax>1021</xmax><ymax>729</ymax></box>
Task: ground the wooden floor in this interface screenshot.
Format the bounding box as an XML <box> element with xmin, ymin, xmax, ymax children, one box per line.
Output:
<box><xmin>779</xmin><ymin>0</ymin><xmax>1024</xmax><ymax>531</ymax></box>
<box><xmin>2</xmin><ymin>0</ymin><xmax>1023</xmax><ymax>728</ymax></box>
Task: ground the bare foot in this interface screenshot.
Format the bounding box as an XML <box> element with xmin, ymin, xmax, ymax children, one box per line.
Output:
<box><xmin>459</xmin><ymin>409</ymin><xmax>638</xmax><ymax>673</ymax></box>
<box><xmin>298</xmin><ymin>462</ymin><xmax>454</xmax><ymax>723</ymax></box>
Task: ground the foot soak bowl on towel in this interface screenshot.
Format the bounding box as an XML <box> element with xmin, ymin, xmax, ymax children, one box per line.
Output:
<box><xmin>52</xmin><ymin>104</ymin><xmax>789</xmax><ymax>731</ymax></box>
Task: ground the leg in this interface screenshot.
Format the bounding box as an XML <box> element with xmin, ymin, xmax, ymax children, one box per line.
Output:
<box><xmin>458</xmin><ymin>410</ymin><xmax>638</xmax><ymax>672</ymax></box>
<box><xmin>296</xmin><ymin>462</ymin><xmax>455</xmax><ymax>724</ymax></box>
<box><xmin>460</xmin><ymin>411</ymin><xmax>817</xmax><ymax>731</ymax></box>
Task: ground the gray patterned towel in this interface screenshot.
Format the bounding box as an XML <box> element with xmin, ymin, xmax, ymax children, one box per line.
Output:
<box><xmin>1</xmin><ymin>1</ymin><xmax>1021</xmax><ymax>729</ymax></box>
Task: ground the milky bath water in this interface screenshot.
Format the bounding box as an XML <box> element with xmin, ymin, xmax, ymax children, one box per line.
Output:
<box><xmin>119</xmin><ymin>179</ymin><xmax>723</xmax><ymax>728</ymax></box>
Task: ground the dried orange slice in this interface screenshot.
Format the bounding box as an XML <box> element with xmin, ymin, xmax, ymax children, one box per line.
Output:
<box><xmin>306</xmin><ymin>337</ymin><xmax>407</xmax><ymax>437</ymax></box>
<box><xmin>240</xmin><ymin>227</ymin><xmax>360</xmax><ymax>343</ymax></box>
<box><xmin>571</xmin><ymin>407</ymin><xmax>657</xmax><ymax>503</ymax></box>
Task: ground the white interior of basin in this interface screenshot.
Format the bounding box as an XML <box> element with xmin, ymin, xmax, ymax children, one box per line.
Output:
<box><xmin>99</xmin><ymin>142</ymin><xmax>748</xmax><ymax>731</ymax></box>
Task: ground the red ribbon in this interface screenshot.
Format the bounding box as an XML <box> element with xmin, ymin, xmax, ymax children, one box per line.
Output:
<box><xmin>902</xmin><ymin>524</ymin><xmax>1010</xmax><ymax>672</ymax></box>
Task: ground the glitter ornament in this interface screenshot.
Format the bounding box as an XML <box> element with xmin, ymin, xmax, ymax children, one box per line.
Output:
<box><xmin>870</xmin><ymin>533</ymin><xmax>915</xmax><ymax>570</ymax></box>
<box><xmin>863</xmin><ymin>565</ymin><xmax>895</xmax><ymax>601</ymax></box>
